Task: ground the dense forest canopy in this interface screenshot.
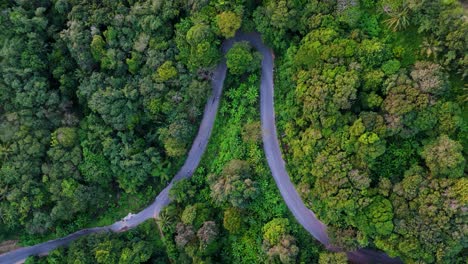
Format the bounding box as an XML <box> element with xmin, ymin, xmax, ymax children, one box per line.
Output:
<box><xmin>0</xmin><ymin>0</ymin><xmax>466</xmax><ymax>263</ymax></box>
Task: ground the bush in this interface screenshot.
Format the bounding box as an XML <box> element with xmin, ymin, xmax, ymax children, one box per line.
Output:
<box><xmin>262</xmin><ymin>218</ymin><xmax>289</xmax><ymax>245</ymax></box>
<box><xmin>360</xmin><ymin>14</ymin><xmax>381</xmax><ymax>37</ymax></box>
<box><xmin>381</xmin><ymin>59</ymin><xmax>401</xmax><ymax>75</ymax></box>
<box><xmin>226</xmin><ymin>42</ymin><xmax>261</xmax><ymax>75</ymax></box>
<box><xmin>216</xmin><ymin>11</ymin><xmax>242</xmax><ymax>38</ymax></box>
<box><xmin>156</xmin><ymin>61</ymin><xmax>178</xmax><ymax>81</ymax></box>
<box><xmin>181</xmin><ymin>205</ymin><xmax>197</xmax><ymax>225</ymax></box>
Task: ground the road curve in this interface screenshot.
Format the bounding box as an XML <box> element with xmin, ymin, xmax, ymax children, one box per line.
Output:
<box><xmin>0</xmin><ymin>32</ymin><xmax>401</xmax><ymax>264</ymax></box>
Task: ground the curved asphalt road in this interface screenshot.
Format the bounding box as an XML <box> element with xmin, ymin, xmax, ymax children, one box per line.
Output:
<box><xmin>0</xmin><ymin>32</ymin><xmax>401</xmax><ymax>264</ymax></box>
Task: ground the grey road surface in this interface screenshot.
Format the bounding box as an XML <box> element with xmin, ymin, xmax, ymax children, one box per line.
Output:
<box><xmin>0</xmin><ymin>32</ymin><xmax>401</xmax><ymax>264</ymax></box>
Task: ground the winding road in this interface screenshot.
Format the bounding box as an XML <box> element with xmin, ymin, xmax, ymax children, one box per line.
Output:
<box><xmin>0</xmin><ymin>32</ymin><xmax>401</xmax><ymax>264</ymax></box>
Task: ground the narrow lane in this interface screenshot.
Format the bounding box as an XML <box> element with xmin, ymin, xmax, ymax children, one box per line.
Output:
<box><xmin>0</xmin><ymin>32</ymin><xmax>401</xmax><ymax>264</ymax></box>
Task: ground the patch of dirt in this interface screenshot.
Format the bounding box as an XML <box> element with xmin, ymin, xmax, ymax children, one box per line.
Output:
<box><xmin>0</xmin><ymin>240</ymin><xmax>20</xmax><ymax>254</ymax></box>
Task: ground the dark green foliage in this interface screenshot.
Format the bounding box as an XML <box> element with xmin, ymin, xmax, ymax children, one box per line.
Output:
<box><xmin>29</xmin><ymin>221</ymin><xmax>168</xmax><ymax>264</ymax></box>
<box><xmin>1</xmin><ymin>0</ymin><xmax>465</xmax><ymax>263</ymax></box>
<box><xmin>170</xmin><ymin>179</ymin><xmax>196</xmax><ymax>204</ymax></box>
<box><xmin>79</xmin><ymin>147</ymin><xmax>112</xmax><ymax>186</ymax></box>
<box><xmin>360</xmin><ymin>13</ymin><xmax>381</xmax><ymax>37</ymax></box>
<box><xmin>339</xmin><ymin>6</ymin><xmax>362</xmax><ymax>29</ymax></box>
<box><xmin>0</xmin><ymin>0</ymin><xmax>211</xmax><ymax>241</ymax></box>
<box><xmin>373</xmin><ymin>140</ymin><xmax>418</xmax><ymax>181</ymax></box>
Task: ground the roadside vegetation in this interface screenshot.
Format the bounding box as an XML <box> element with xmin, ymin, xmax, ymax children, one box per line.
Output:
<box><xmin>272</xmin><ymin>1</ymin><xmax>467</xmax><ymax>263</ymax></box>
<box><xmin>0</xmin><ymin>0</ymin><xmax>465</xmax><ymax>263</ymax></box>
<box><xmin>159</xmin><ymin>72</ymin><xmax>323</xmax><ymax>263</ymax></box>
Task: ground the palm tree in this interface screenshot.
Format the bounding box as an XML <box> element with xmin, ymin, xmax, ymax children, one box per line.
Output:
<box><xmin>382</xmin><ymin>5</ymin><xmax>410</xmax><ymax>32</ymax></box>
<box><xmin>156</xmin><ymin>210</ymin><xmax>174</xmax><ymax>233</ymax></box>
<box><xmin>152</xmin><ymin>161</ymin><xmax>172</xmax><ymax>184</ymax></box>
<box><xmin>0</xmin><ymin>144</ymin><xmax>12</xmax><ymax>161</ymax></box>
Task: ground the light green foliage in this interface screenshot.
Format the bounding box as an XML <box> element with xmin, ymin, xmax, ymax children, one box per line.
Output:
<box><xmin>182</xmin><ymin>205</ymin><xmax>197</xmax><ymax>225</ymax></box>
<box><xmin>383</xmin><ymin>6</ymin><xmax>409</xmax><ymax>32</ymax></box>
<box><xmin>358</xmin><ymin>132</ymin><xmax>379</xmax><ymax>144</ymax></box>
<box><xmin>381</xmin><ymin>59</ymin><xmax>401</xmax><ymax>75</ymax></box>
<box><xmin>226</xmin><ymin>42</ymin><xmax>261</xmax><ymax>75</ymax></box>
<box><xmin>147</xmin><ymin>98</ymin><xmax>163</xmax><ymax>116</ymax></box>
<box><xmin>262</xmin><ymin>218</ymin><xmax>289</xmax><ymax>245</ymax></box>
<box><xmin>358</xmin><ymin>39</ymin><xmax>388</xmax><ymax>67</ymax></box>
<box><xmin>350</xmin><ymin>118</ymin><xmax>366</xmax><ymax>137</ymax></box>
<box><xmin>363</xmin><ymin>70</ymin><xmax>385</xmax><ymax>91</ymax></box>
<box><xmin>295</xmin><ymin>28</ymin><xmax>353</xmax><ymax>68</ymax></box>
<box><xmin>193</xmin><ymin>41</ymin><xmax>220</xmax><ymax>68</ymax></box>
<box><xmin>51</xmin><ymin>127</ymin><xmax>77</xmax><ymax>148</ymax></box>
<box><xmin>223</xmin><ymin>207</ymin><xmax>242</xmax><ymax>234</ymax></box>
<box><xmin>262</xmin><ymin>218</ymin><xmax>299</xmax><ymax>263</ymax></box>
<box><xmin>126</xmin><ymin>52</ymin><xmax>142</xmax><ymax>74</ymax></box>
<box><xmin>364</xmin><ymin>92</ymin><xmax>383</xmax><ymax>109</ymax></box>
<box><xmin>318</xmin><ymin>252</ymin><xmax>347</xmax><ymax>264</ymax></box>
<box><xmin>230</xmin><ymin>231</ymin><xmax>265</xmax><ymax>263</ymax></box>
<box><xmin>186</xmin><ymin>24</ymin><xmax>212</xmax><ymax>46</ymax></box>
<box><xmin>357</xmin><ymin>196</ymin><xmax>394</xmax><ymax>236</ymax></box>
<box><xmin>216</xmin><ymin>11</ymin><xmax>242</xmax><ymax>38</ymax></box>
<box><xmin>90</xmin><ymin>35</ymin><xmax>106</xmax><ymax>61</ymax></box>
<box><xmin>100</xmin><ymin>49</ymin><xmax>117</xmax><ymax>70</ymax></box>
<box><xmin>103</xmin><ymin>27</ymin><xmax>117</xmax><ymax>43</ymax></box>
<box><xmin>156</xmin><ymin>61</ymin><xmax>178</xmax><ymax>81</ymax></box>
<box><xmin>434</xmin><ymin>101</ymin><xmax>463</xmax><ymax>135</ymax></box>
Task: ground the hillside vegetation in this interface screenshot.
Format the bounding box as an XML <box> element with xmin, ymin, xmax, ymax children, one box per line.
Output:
<box><xmin>0</xmin><ymin>0</ymin><xmax>466</xmax><ymax>263</ymax></box>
